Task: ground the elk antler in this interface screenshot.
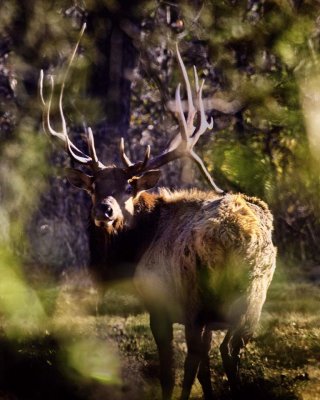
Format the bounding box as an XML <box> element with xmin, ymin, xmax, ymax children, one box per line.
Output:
<box><xmin>124</xmin><ymin>44</ymin><xmax>223</xmax><ymax>193</ymax></box>
<box><xmin>119</xmin><ymin>137</ymin><xmax>151</xmax><ymax>172</ymax></box>
<box><xmin>39</xmin><ymin>23</ymin><xmax>105</xmax><ymax>171</ymax></box>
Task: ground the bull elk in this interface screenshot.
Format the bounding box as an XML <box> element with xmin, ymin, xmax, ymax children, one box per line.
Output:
<box><xmin>39</xmin><ymin>25</ymin><xmax>276</xmax><ymax>400</ymax></box>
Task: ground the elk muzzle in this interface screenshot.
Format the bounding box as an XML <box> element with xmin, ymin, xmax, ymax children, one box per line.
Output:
<box><xmin>92</xmin><ymin>197</ymin><xmax>123</xmax><ymax>228</ymax></box>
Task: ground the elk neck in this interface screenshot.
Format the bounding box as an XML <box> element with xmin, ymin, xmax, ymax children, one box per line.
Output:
<box><xmin>87</xmin><ymin>188</ymin><xmax>223</xmax><ymax>283</ymax></box>
<box><xmin>88</xmin><ymin>191</ymin><xmax>162</xmax><ymax>282</ymax></box>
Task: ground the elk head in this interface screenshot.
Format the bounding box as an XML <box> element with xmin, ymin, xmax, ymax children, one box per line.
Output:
<box><xmin>64</xmin><ymin>155</ymin><xmax>161</xmax><ymax>234</ymax></box>
<box><xmin>39</xmin><ymin>24</ymin><xmax>223</xmax><ymax>234</ymax></box>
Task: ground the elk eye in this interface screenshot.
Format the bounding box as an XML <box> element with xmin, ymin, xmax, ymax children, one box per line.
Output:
<box><xmin>125</xmin><ymin>184</ymin><xmax>133</xmax><ymax>195</ymax></box>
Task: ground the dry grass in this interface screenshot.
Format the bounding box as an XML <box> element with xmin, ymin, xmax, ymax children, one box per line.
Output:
<box><xmin>0</xmin><ymin>266</ymin><xmax>320</xmax><ymax>399</ymax></box>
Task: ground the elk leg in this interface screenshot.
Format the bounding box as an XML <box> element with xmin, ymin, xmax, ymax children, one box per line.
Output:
<box><xmin>220</xmin><ymin>328</ymin><xmax>251</xmax><ymax>395</ymax></box>
<box><xmin>180</xmin><ymin>323</ymin><xmax>204</xmax><ymax>400</ymax></box>
<box><xmin>150</xmin><ymin>311</ymin><xmax>175</xmax><ymax>400</ymax></box>
<box><xmin>220</xmin><ymin>275</ymin><xmax>274</xmax><ymax>395</ymax></box>
<box><xmin>197</xmin><ymin>326</ymin><xmax>214</xmax><ymax>400</ymax></box>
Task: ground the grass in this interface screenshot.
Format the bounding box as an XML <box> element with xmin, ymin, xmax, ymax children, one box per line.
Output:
<box><xmin>0</xmin><ymin>265</ymin><xmax>320</xmax><ymax>399</ymax></box>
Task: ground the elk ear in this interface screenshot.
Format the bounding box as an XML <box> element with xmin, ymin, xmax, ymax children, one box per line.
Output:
<box><xmin>65</xmin><ymin>168</ymin><xmax>93</xmax><ymax>192</ymax></box>
<box><xmin>131</xmin><ymin>170</ymin><xmax>161</xmax><ymax>192</ymax></box>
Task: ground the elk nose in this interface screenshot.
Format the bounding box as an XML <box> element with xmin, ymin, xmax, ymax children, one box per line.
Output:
<box><xmin>94</xmin><ymin>203</ymin><xmax>114</xmax><ymax>221</ymax></box>
<box><xmin>101</xmin><ymin>203</ymin><xmax>113</xmax><ymax>218</ymax></box>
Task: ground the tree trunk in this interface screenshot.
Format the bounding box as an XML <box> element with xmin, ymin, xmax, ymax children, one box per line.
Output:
<box><xmin>87</xmin><ymin>6</ymin><xmax>138</xmax><ymax>165</ymax></box>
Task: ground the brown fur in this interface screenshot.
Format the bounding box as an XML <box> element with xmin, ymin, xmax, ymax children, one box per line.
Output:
<box><xmin>88</xmin><ymin>187</ymin><xmax>276</xmax><ymax>400</ymax></box>
<box><xmin>133</xmin><ymin>191</ymin><xmax>275</xmax><ymax>317</ymax></box>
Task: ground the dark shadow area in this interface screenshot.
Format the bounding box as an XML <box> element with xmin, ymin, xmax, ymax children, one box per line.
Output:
<box><xmin>0</xmin><ymin>336</ymin><xmax>82</xmax><ymax>400</ymax></box>
<box><xmin>232</xmin><ymin>377</ymin><xmax>301</xmax><ymax>400</ymax></box>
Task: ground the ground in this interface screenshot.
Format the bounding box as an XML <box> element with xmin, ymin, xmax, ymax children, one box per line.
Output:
<box><xmin>0</xmin><ymin>263</ymin><xmax>319</xmax><ymax>400</ymax></box>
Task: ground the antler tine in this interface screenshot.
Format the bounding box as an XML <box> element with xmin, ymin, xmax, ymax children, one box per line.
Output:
<box><xmin>189</xmin><ymin>150</ymin><xmax>224</xmax><ymax>193</ymax></box>
<box><xmin>119</xmin><ymin>137</ymin><xmax>151</xmax><ymax>172</ymax></box>
<box><xmin>44</xmin><ymin>74</ymin><xmax>68</xmax><ymax>142</ymax></box>
<box><xmin>39</xmin><ymin>70</ymin><xmax>48</xmax><ymax>137</ymax></box>
<box><xmin>40</xmin><ymin>68</ymin><xmax>93</xmax><ymax>165</ymax></box>
<box><xmin>193</xmin><ymin>65</ymin><xmax>200</xmax><ymax>92</ymax></box>
<box><xmin>191</xmin><ymin>68</ymin><xmax>214</xmax><ymax>144</ymax></box>
<box><xmin>59</xmin><ymin>23</ymin><xmax>86</xmax><ymax>136</ymax></box>
<box><xmin>87</xmin><ymin>127</ymin><xmax>101</xmax><ymax>166</ymax></box>
<box><xmin>39</xmin><ymin>23</ymin><xmax>105</xmax><ymax>170</ymax></box>
<box><xmin>187</xmin><ymin>64</ymin><xmax>222</xmax><ymax>192</ymax></box>
<box><xmin>39</xmin><ymin>69</ymin><xmax>46</xmax><ymax>107</ymax></box>
<box><xmin>120</xmin><ymin>137</ymin><xmax>133</xmax><ymax>167</ymax></box>
<box><xmin>176</xmin><ymin>43</ymin><xmax>196</xmax><ymax>135</ymax></box>
<box><xmin>141</xmin><ymin>144</ymin><xmax>151</xmax><ymax>169</ymax></box>
<box><xmin>175</xmin><ymin>83</ymin><xmax>188</xmax><ymax>142</ymax></box>
<box><xmin>135</xmin><ymin>44</ymin><xmax>224</xmax><ymax>194</ymax></box>
<box><xmin>40</xmin><ymin>70</ymin><xmax>66</xmax><ymax>144</ymax></box>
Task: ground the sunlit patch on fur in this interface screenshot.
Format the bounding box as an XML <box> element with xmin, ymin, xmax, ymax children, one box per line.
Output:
<box><xmin>159</xmin><ymin>188</ymin><xmax>221</xmax><ymax>203</ymax></box>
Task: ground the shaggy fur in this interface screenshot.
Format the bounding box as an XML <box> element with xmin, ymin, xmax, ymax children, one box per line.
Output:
<box><xmin>88</xmin><ymin>188</ymin><xmax>276</xmax><ymax>400</ymax></box>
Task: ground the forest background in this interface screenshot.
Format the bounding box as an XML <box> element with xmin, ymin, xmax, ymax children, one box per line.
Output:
<box><xmin>0</xmin><ymin>1</ymin><xmax>319</xmax><ymax>399</ymax></box>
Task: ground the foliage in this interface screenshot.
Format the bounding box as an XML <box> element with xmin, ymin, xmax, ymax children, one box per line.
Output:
<box><xmin>1</xmin><ymin>271</ymin><xmax>320</xmax><ymax>399</ymax></box>
<box><xmin>179</xmin><ymin>0</ymin><xmax>320</xmax><ymax>263</ymax></box>
<box><xmin>0</xmin><ymin>1</ymin><xmax>320</xmax><ymax>397</ymax></box>
<box><xmin>1</xmin><ymin>0</ymin><xmax>319</xmax><ymax>264</ymax></box>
